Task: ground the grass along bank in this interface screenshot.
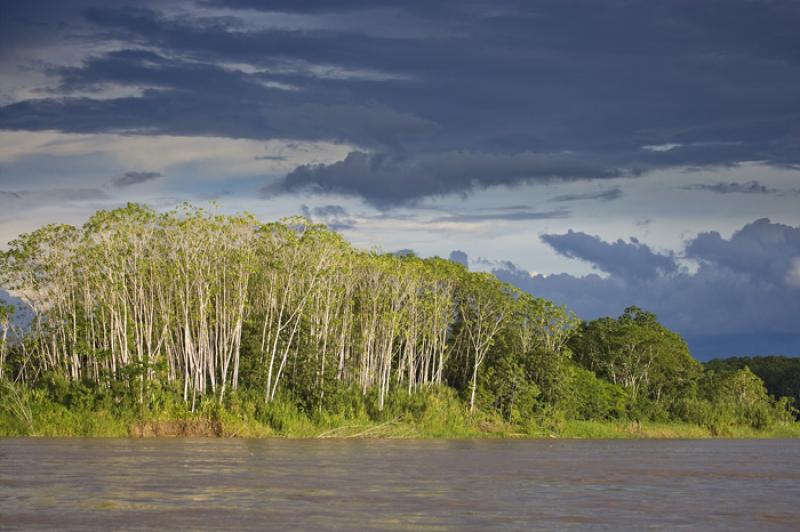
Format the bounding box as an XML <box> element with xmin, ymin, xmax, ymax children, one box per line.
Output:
<box><xmin>2</xmin><ymin>383</ymin><xmax>798</xmax><ymax>439</ymax></box>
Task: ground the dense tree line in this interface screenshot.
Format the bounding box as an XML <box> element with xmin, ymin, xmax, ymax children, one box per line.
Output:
<box><xmin>705</xmin><ymin>356</ymin><xmax>800</xmax><ymax>420</ymax></box>
<box><xmin>0</xmin><ymin>204</ymin><xmax>795</xmax><ymax>433</ymax></box>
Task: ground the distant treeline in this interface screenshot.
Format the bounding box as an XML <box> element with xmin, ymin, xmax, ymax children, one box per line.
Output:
<box><xmin>0</xmin><ymin>204</ymin><xmax>795</xmax><ymax>435</ymax></box>
<box><xmin>706</xmin><ymin>356</ymin><xmax>800</xmax><ymax>419</ymax></box>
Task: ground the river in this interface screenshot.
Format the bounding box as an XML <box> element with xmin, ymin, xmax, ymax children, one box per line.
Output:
<box><xmin>1</xmin><ymin>439</ymin><xmax>798</xmax><ymax>530</ymax></box>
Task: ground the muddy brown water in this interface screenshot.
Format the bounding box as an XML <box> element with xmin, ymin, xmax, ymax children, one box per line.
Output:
<box><xmin>1</xmin><ymin>439</ymin><xmax>799</xmax><ymax>530</ymax></box>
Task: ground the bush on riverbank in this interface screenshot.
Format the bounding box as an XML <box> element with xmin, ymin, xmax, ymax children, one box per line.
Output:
<box><xmin>2</xmin><ymin>378</ymin><xmax>797</xmax><ymax>439</ymax></box>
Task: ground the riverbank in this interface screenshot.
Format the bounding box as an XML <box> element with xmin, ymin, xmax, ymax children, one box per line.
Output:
<box><xmin>3</xmin><ymin>380</ymin><xmax>798</xmax><ymax>439</ymax></box>
<box><xmin>3</xmin><ymin>408</ymin><xmax>799</xmax><ymax>439</ymax></box>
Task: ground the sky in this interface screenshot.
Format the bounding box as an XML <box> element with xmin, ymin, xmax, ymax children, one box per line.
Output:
<box><xmin>0</xmin><ymin>0</ymin><xmax>799</xmax><ymax>360</ymax></box>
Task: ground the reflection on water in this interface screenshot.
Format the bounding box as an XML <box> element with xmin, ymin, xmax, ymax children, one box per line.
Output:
<box><xmin>1</xmin><ymin>439</ymin><xmax>799</xmax><ymax>530</ymax></box>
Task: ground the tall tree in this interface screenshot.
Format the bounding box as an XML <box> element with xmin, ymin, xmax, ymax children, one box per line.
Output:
<box><xmin>456</xmin><ymin>272</ymin><xmax>516</xmax><ymax>412</ymax></box>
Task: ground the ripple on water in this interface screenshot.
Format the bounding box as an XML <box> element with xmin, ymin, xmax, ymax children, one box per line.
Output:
<box><xmin>1</xmin><ymin>439</ymin><xmax>799</xmax><ymax>531</ymax></box>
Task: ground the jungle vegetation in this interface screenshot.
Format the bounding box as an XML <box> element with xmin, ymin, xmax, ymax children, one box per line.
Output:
<box><xmin>705</xmin><ymin>356</ymin><xmax>800</xmax><ymax>420</ymax></box>
<box><xmin>0</xmin><ymin>204</ymin><xmax>796</xmax><ymax>438</ymax></box>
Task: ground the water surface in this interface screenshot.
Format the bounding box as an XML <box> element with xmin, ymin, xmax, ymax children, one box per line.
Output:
<box><xmin>1</xmin><ymin>439</ymin><xmax>798</xmax><ymax>530</ymax></box>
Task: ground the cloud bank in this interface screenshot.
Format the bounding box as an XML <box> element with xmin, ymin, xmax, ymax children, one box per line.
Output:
<box><xmin>1</xmin><ymin>0</ymin><xmax>799</xmax><ymax>206</ymax></box>
<box><xmin>112</xmin><ymin>171</ymin><xmax>163</xmax><ymax>188</ymax></box>
<box><xmin>266</xmin><ymin>151</ymin><xmax>622</xmax><ymax>207</ymax></box>
<box><xmin>489</xmin><ymin>218</ymin><xmax>800</xmax><ymax>360</ymax></box>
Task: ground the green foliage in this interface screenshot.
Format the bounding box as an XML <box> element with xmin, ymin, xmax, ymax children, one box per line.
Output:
<box><xmin>478</xmin><ymin>350</ymin><xmax>541</xmax><ymax>423</ymax></box>
<box><xmin>0</xmin><ymin>301</ymin><xmax>13</xmax><ymax>380</ymax></box>
<box><xmin>705</xmin><ymin>356</ymin><xmax>800</xmax><ymax>418</ymax></box>
<box><xmin>0</xmin><ymin>379</ymin><xmax>34</xmax><ymax>434</ymax></box>
<box><xmin>570</xmin><ymin>306</ymin><xmax>701</xmax><ymax>417</ymax></box>
<box><xmin>702</xmin><ymin>367</ymin><xmax>795</xmax><ymax>432</ymax></box>
<box><xmin>560</xmin><ymin>365</ymin><xmax>629</xmax><ymax>420</ymax></box>
<box><xmin>0</xmin><ymin>204</ymin><xmax>797</xmax><ymax>438</ymax></box>
<box><xmin>555</xmin><ymin>420</ymin><xmax>712</xmax><ymax>439</ymax></box>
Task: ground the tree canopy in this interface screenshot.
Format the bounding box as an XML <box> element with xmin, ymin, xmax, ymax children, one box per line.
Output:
<box><xmin>0</xmin><ymin>204</ymin><xmax>794</xmax><ymax>434</ymax></box>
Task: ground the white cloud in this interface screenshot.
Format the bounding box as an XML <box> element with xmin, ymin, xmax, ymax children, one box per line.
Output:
<box><xmin>642</xmin><ymin>143</ymin><xmax>682</xmax><ymax>152</ymax></box>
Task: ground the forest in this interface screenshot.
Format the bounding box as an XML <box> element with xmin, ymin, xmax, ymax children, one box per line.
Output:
<box><xmin>0</xmin><ymin>204</ymin><xmax>797</xmax><ymax>438</ymax></box>
<box><xmin>705</xmin><ymin>356</ymin><xmax>800</xmax><ymax>418</ymax></box>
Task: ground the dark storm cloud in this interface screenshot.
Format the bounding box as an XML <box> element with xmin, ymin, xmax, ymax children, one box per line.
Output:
<box><xmin>686</xmin><ymin>218</ymin><xmax>800</xmax><ymax>285</ymax></box>
<box><xmin>552</xmin><ymin>187</ymin><xmax>623</xmax><ymax>202</ymax></box>
<box><xmin>299</xmin><ymin>203</ymin><xmax>355</xmax><ymax>230</ymax></box>
<box><xmin>0</xmin><ymin>45</ymin><xmax>437</xmax><ymax>148</ymax></box>
<box><xmin>266</xmin><ymin>151</ymin><xmax>621</xmax><ymax>207</ymax></box>
<box><xmin>540</xmin><ymin>231</ymin><xmax>678</xmax><ymax>281</ymax></box>
<box><xmin>492</xmin><ymin>219</ymin><xmax>800</xmax><ymax>359</ymax></box>
<box><xmin>1</xmin><ymin>0</ymin><xmax>799</xmax><ymax>205</ymax></box>
<box><xmin>448</xmin><ymin>250</ymin><xmax>468</xmax><ymax>268</ymax></box>
<box><xmin>686</xmin><ymin>180</ymin><xmax>770</xmax><ymax>194</ymax></box>
<box><xmin>393</xmin><ymin>249</ymin><xmax>416</xmax><ymax>257</ymax></box>
<box><xmin>0</xmin><ymin>92</ymin><xmax>435</xmax><ymax>148</ymax></box>
<box><xmin>112</xmin><ymin>171</ymin><xmax>162</xmax><ymax>188</ymax></box>
<box><xmin>681</xmin><ymin>180</ymin><xmax>799</xmax><ymax>196</ymax></box>
<box><xmin>310</xmin><ymin>205</ymin><xmax>348</xmax><ymax>218</ymax></box>
<box><xmin>201</xmin><ymin>0</ymin><xmax>433</xmax><ymax>13</ymax></box>
<box><xmin>73</xmin><ymin>2</ymin><xmax>800</xmax><ymax>162</ymax></box>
